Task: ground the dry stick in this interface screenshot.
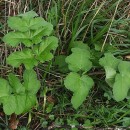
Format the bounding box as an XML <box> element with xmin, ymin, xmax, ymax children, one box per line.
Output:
<box><xmin>45</xmin><ymin>0</ymin><xmax>52</xmax><ymax>20</ymax></box>
<box><xmin>82</xmin><ymin>0</ymin><xmax>106</xmax><ymax>41</ymax></box>
<box><xmin>78</xmin><ymin>0</ymin><xmax>97</xmax><ymax>31</ymax></box>
<box><xmin>63</xmin><ymin>0</ymin><xmax>72</xmax><ymax>40</ymax></box>
<box><xmin>3</xmin><ymin>0</ymin><xmax>15</xmax><ymax>4</ymax></box>
<box><xmin>4</xmin><ymin>0</ymin><xmax>8</xmax><ymax>67</ymax></box>
<box><xmin>38</xmin><ymin>0</ymin><xmax>42</xmax><ymax>17</ymax></box>
<box><xmin>23</xmin><ymin>0</ymin><xmax>28</xmax><ymax>13</ymax></box>
<box><xmin>101</xmin><ymin>0</ymin><xmax>122</xmax><ymax>52</ymax></box>
<box><xmin>64</xmin><ymin>0</ymin><xmax>84</xmax><ymax>38</ymax></box>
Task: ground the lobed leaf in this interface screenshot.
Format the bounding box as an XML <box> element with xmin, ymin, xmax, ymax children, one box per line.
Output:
<box><xmin>2</xmin><ymin>95</ymin><xmax>16</xmax><ymax>115</ymax></box>
<box><xmin>8</xmin><ymin>74</ymin><xmax>25</xmax><ymax>94</ymax></box>
<box><xmin>113</xmin><ymin>74</ymin><xmax>130</xmax><ymax>101</ymax></box>
<box><xmin>0</xmin><ymin>78</ymin><xmax>10</xmax><ymax>98</ymax></box>
<box><xmin>23</xmin><ymin>70</ymin><xmax>40</xmax><ymax>94</ymax></box>
<box><xmin>23</xmin><ymin>95</ymin><xmax>37</xmax><ymax>113</ymax></box>
<box><xmin>118</xmin><ymin>61</ymin><xmax>130</xmax><ymax>74</ymax></box>
<box><xmin>0</xmin><ymin>69</ymin><xmax>40</xmax><ymax>115</ymax></box>
<box><xmin>64</xmin><ymin>72</ymin><xmax>94</xmax><ymax>109</ymax></box>
<box><xmin>99</xmin><ymin>53</ymin><xmax>120</xmax><ymax>69</ymax></box>
<box><xmin>99</xmin><ymin>53</ymin><xmax>120</xmax><ymax>87</ymax></box>
<box><xmin>2</xmin><ymin>31</ymin><xmax>31</xmax><ymax>47</ymax></box>
<box><xmin>8</xmin><ymin>17</ymin><xmax>28</xmax><ymax>32</ymax></box>
<box><xmin>7</xmin><ymin>49</ymin><xmax>38</xmax><ymax>69</ymax></box>
<box><xmin>35</xmin><ymin>36</ymin><xmax>58</xmax><ymax>62</ymax></box>
<box><xmin>66</xmin><ymin>48</ymin><xmax>92</xmax><ymax>72</ymax></box>
<box><xmin>113</xmin><ymin>61</ymin><xmax>130</xmax><ymax>101</ymax></box>
<box><xmin>15</xmin><ymin>95</ymin><xmax>26</xmax><ymax>115</ymax></box>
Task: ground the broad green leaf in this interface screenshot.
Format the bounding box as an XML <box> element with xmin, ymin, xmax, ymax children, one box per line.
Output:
<box><xmin>99</xmin><ymin>53</ymin><xmax>120</xmax><ymax>87</ymax></box>
<box><xmin>118</xmin><ymin>61</ymin><xmax>130</xmax><ymax>74</ymax></box>
<box><xmin>35</xmin><ymin>36</ymin><xmax>58</xmax><ymax>62</ymax></box>
<box><xmin>113</xmin><ymin>61</ymin><xmax>130</xmax><ymax>101</ymax></box>
<box><xmin>18</xmin><ymin>10</ymin><xmax>38</xmax><ymax>19</ymax></box>
<box><xmin>64</xmin><ymin>72</ymin><xmax>80</xmax><ymax>91</ymax></box>
<box><xmin>15</xmin><ymin>95</ymin><xmax>26</xmax><ymax>115</ymax></box>
<box><xmin>29</xmin><ymin>17</ymin><xmax>48</xmax><ymax>30</ymax></box>
<box><xmin>104</xmin><ymin>67</ymin><xmax>116</xmax><ymax>87</ymax></box>
<box><xmin>8</xmin><ymin>17</ymin><xmax>28</xmax><ymax>32</ymax></box>
<box><xmin>8</xmin><ymin>17</ymin><xmax>47</xmax><ymax>32</ymax></box>
<box><xmin>64</xmin><ymin>72</ymin><xmax>94</xmax><ymax>109</ymax></box>
<box><xmin>39</xmin><ymin>21</ymin><xmax>53</xmax><ymax>36</ymax></box>
<box><xmin>113</xmin><ymin>74</ymin><xmax>130</xmax><ymax>101</ymax></box>
<box><xmin>23</xmin><ymin>70</ymin><xmax>40</xmax><ymax>94</ymax></box>
<box><xmin>0</xmin><ymin>78</ymin><xmax>10</xmax><ymax>97</ymax></box>
<box><xmin>39</xmin><ymin>36</ymin><xmax>58</xmax><ymax>54</ymax></box>
<box><xmin>66</xmin><ymin>48</ymin><xmax>92</xmax><ymax>72</ymax></box>
<box><xmin>1</xmin><ymin>94</ymin><xmax>36</xmax><ymax>115</ymax></box>
<box><xmin>24</xmin><ymin>95</ymin><xmax>37</xmax><ymax>112</ymax></box>
<box><xmin>99</xmin><ymin>53</ymin><xmax>120</xmax><ymax>69</ymax></box>
<box><xmin>8</xmin><ymin>74</ymin><xmax>25</xmax><ymax>94</ymax></box>
<box><xmin>2</xmin><ymin>31</ymin><xmax>31</xmax><ymax>47</ymax></box>
<box><xmin>7</xmin><ymin>49</ymin><xmax>38</xmax><ymax>69</ymax></box>
<box><xmin>2</xmin><ymin>95</ymin><xmax>16</xmax><ymax>115</ymax></box>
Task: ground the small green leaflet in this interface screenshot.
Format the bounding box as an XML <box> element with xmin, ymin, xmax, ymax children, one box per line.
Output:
<box><xmin>8</xmin><ymin>17</ymin><xmax>28</xmax><ymax>32</ymax></box>
<box><xmin>0</xmin><ymin>79</ymin><xmax>10</xmax><ymax>98</ymax></box>
<box><xmin>118</xmin><ymin>61</ymin><xmax>130</xmax><ymax>74</ymax></box>
<box><xmin>34</xmin><ymin>36</ymin><xmax>58</xmax><ymax>62</ymax></box>
<box><xmin>2</xmin><ymin>31</ymin><xmax>31</xmax><ymax>47</ymax></box>
<box><xmin>0</xmin><ymin>70</ymin><xmax>40</xmax><ymax>115</ymax></box>
<box><xmin>104</xmin><ymin>66</ymin><xmax>116</xmax><ymax>87</ymax></box>
<box><xmin>113</xmin><ymin>61</ymin><xmax>130</xmax><ymax>101</ymax></box>
<box><xmin>8</xmin><ymin>73</ymin><xmax>25</xmax><ymax>94</ymax></box>
<box><xmin>2</xmin><ymin>95</ymin><xmax>16</xmax><ymax>115</ymax></box>
<box><xmin>23</xmin><ymin>70</ymin><xmax>41</xmax><ymax>94</ymax></box>
<box><xmin>66</xmin><ymin>48</ymin><xmax>92</xmax><ymax>72</ymax></box>
<box><xmin>113</xmin><ymin>73</ymin><xmax>130</xmax><ymax>101</ymax></box>
<box><xmin>64</xmin><ymin>72</ymin><xmax>94</xmax><ymax>109</ymax></box>
<box><xmin>99</xmin><ymin>53</ymin><xmax>120</xmax><ymax>87</ymax></box>
<box><xmin>7</xmin><ymin>49</ymin><xmax>38</xmax><ymax>69</ymax></box>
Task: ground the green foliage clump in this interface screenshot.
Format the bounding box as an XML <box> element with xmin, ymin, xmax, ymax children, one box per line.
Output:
<box><xmin>3</xmin><ymin>11</ymin><xmax>58</xmax><ymax>69</ymax></box>
<box><xmin>0</xmin><ymin>70</ymin><xmax>40</xmax><ymax>115</ymax></box>
<box><xmin>1</xmin><ymin>11</ymin><xmax>58</xmax><ymax>115</ymax></box>
<box><xmin>100</xmin><ymin>53</ymin><xmax>130</xmax><ymax>101</ymax></box>
<box><xmin>64</xmin><ymin>42</ymin><xmax>94</xmax><ymax>109</ymax></box>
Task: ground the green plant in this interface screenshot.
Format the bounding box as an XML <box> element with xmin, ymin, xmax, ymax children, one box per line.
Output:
<box><xmin>64</xmin><ymin>43</ymin><xmax>130</xmax><ymax>109</ymax></box>
<box><xmin>0</xmin><ymin>11</ymin><xmax>58</xmax><ymax>116</ymax></box>
<box><xmin>64</xmin><ymin>41</ymin><xmax>94</xmax><ymax>109</ymax></box>
<box><xmin>99</xmin><ymin>53</ymin><xmax>130</xmax><ymax>101</ymax></box>
<box><xmin>0</xmin><ymin>69</ymin><xmax>40</xmax><ymax>115</ymax></box>
<box><xmin>3</xmin><ymin>11</ymin><xmax>58</xmax><ymax>69</ymax></box>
